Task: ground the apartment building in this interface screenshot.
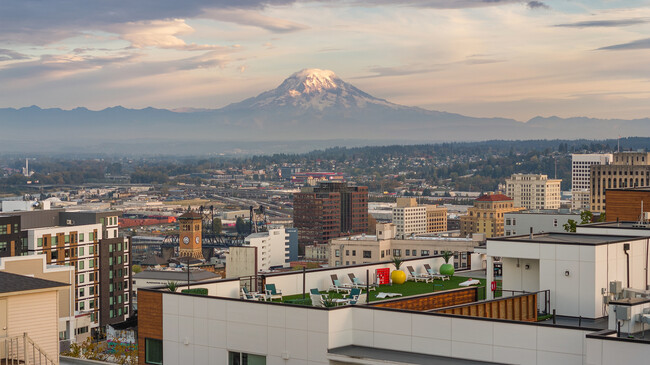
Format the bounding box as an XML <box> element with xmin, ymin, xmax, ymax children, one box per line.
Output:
<box><xmin>571</xmin><ymin>153</ymin><xmax>612</xmax><ymax>210</ymax></box>
<box><xmin>26</xmin><ymin>223</ymin><xmax>102</xmax><ymax>335</ymax></box>
<box><xmin>505</xmin><ymin>173</ymin><xmax>562</xmax><ymax>210</ymax></box>
<box><xmin>243</xmin><ymin>227</ymin><xmax>290</xmax><ymax>271</ymax></box>
<box><xmin>460</xmin><ymin>193</ymin><xmax>524</xmax><ymax>238</ymax></box>
<box><xmin>426</xmin><ymin>205</ymin><xmax>447</xmax><ymax>233</ymax></box>
<box><xmin>590</xmin><ymin>151</ymin><xmax>650</xmax><ymax>213</ymax></box>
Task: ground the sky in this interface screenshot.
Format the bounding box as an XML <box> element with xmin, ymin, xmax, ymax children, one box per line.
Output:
<box><xmin>1</xmin><ymin>0</ymin><xmax>650</xmax><ymax>121</ymax></box>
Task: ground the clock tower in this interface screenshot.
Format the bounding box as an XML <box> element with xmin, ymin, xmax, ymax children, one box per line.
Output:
<box><xmin>178</xmin><ymin>211</ymin><xmax>204</xmax><ymax>259</ymax></box>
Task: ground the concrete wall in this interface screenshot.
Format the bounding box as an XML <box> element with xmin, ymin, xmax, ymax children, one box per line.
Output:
<box><xmin>225</xmin><ymin>246</ymin><xmax>257</xmax><ymax>279</ymax></box>
<box><xmin>505</xmin><ymin>212</ymin><xmax>581</xmax><ymax>236</ymax></box>
<box><xmin>157</xmin><ymin>291</ymin><xmax>650</xmax><ymax>365</ymax></box>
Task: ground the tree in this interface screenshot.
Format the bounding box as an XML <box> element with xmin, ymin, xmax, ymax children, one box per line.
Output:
<box><xmin>580</xmin><ymin>210</ymin><xmax>594</xmax><ymax>224</ymax></box>
<box><xmin>131</xmin><ymin>264</ymin><xmax>142</xmax><ymax>274</ymax></box>
<box><xmin>236</xmin><ymin>217</ymin><xmax>249</xmax><ymax>235</ymax></box>
<box><xmin>212</xmin><ymin>218</ymin><xmax>223</xmax><ymax>235</ymax></box>
<box><xmin>563</xmin><ymin>219</ymin><xmax>577</xmax><ymax>233</ymax></box>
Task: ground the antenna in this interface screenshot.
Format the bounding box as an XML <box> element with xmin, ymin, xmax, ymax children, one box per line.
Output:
<box><xmin>554</xmin><ymin>159</ymin><xmax>557</xmax><ymax>179</ymax></box>
<box><xmin>618</xmin><ymin>135</ymin><xmax>620</xmax><ymax>153</ymax></box>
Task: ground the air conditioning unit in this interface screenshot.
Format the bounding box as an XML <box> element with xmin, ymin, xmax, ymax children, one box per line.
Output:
<box><xmin>66</xmin><ymin>219</ymin><xmax>75</xmax><ymax>225</ymax></box>
<box><xmin>610</xmin><ymin>281</ymin><xmax>623</xmax><ymax>295</ymax></box>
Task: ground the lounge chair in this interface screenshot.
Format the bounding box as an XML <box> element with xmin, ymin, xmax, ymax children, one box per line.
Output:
<box><xmin>329</xmin><ymin>274</ymin><xmax>351</xmax><ymax>293</ymax></box>
<box><xmin>241</xmin><ymin>287</ymin><xmax>263</xmax><ymax>301</ymax></box>
<box><xmin>458</xmin><ymin>278</ymin><xmax>480</xmax><ymax>287</ymax></box>
<box><xmin>347</xmin><ymin>273</ymin><xmax>377</xmax><ymax>291</ymax></box>
<box><xmin>351</xmin><ymin>293</ymin><xmax>367</xmax><ymax>305</ymax></box>
<box><xmin>265</xmin><ymin>283</ymin><xmax>283</xmax><ymax>301</ymax></box>
<box><xmin>309</xmin><ymin>288</ymin><xmax>327</xmax><ymax>307</ymax></box>
<box><xmin>407</xmin><ymin>266</ymin><xmax>431</xmax><ymax>283</ymax></box>
<box><xmin>424</xmin><ymin>264</ymin><xmax>449</xmax><ymax>281</ymax></box>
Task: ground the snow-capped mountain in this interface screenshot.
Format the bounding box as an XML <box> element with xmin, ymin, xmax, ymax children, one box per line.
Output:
<box><xmin>224</xmin><ymin>68</ymin><xmax>403</xmax><ymax>111</ymax></box>
<box><xmin>2</xmin><ymin>68</ymin><xmax>650</xmax><ymax>154</ymax></box>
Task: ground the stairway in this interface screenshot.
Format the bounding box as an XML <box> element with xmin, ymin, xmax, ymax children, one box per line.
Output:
<box><xmin>0</xmin><ymin>333</ymin><xmax>57</xmax><ymax>365</ymax></box>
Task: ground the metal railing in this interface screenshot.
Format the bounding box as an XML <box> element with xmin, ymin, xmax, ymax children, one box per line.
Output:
<box><xmin>1</xmin><ymin>332</ymin><xmax>57</xmax><ymax>365</ymax></box>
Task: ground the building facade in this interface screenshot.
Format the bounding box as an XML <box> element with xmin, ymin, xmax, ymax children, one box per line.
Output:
<box><xmin>604</xmin><ymin>188</ymin><xmax>650</xmax><ymax>222</ymax></box>
<box><xmin>426</xmin><ymin>205</ymin><xmax>447</xmax><ymax>233</ymax></box>
<box><xmin>391</xmin><ymin>198</ymin><xmax>426</xmax><ymax>238</ymax></box>
<box><xmin>243</xmin><ymin>227</ymin><xmax>289</xmax><ymax>271</ymax></box>
<box><xmin>571</xmin><ymin>153</ymin><xmax>612</xmax><ymax>210</ymax></box>
<box><xmin>460</xmin><ymin>193</ymin><xmax>524</xmax><ymax>238</ymax></box>
<box><xmin>178</xmin><ymin>211</ymin><xmax>204</xmax><ymax>259</ymax></box>
<box><xmin>503</xmin><ymin>209</ymin><xmax>581</xmax><ymax>236</ymax></box>
<box><xmin>590</xmin><ymin>152</ymin><xmax>650</xmax><ymax>213</ymax></box>
<box><xmin>293</xmin><ymin>182</ymin><xmax>368</xmax><ymax>246</ymax></box>
<box><xmin>505</xmin><ymin>174</ymin><xmax>562</xmax><ymax>210</ymax></box>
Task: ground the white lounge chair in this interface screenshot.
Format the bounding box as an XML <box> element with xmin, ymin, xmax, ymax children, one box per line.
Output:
<box><xmin>329</xmin><ymin>274</ymin><xmax>351</xmax><ymax>293</ymax></box>
<box><xmin>407</xmin><ymin>266</ymin><xmax>431</xmax><ymax>283</ymax></box>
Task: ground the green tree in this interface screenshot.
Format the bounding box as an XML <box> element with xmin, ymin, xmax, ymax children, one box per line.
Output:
<box><xmin>212</xmin><ymin>218</ymin><xmax>223</xmax><ymax>235</ymax></box>
<box><xmin>580</xmin><ymin>210</ymin><xmax>594</xmax><ymax>224</ymax></box>
<box><xmin>236</xmin><ymin>217</ymin><xmax>249</xmax><ymax>235</ymax></box>
<box><xmin>131</xmin><ymin>264</ymin><xmax>142</xmax><ymax>274</ymax></box>
<box><xmin>563</xmin><ymin>219</ymin><xmax>577</xmax><ymax>233</ymax></box>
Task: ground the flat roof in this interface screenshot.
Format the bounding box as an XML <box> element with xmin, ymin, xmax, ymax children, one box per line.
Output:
<box><xmin>328</xmin><ymin>345</ymin><xmax>506</xmax><ymax>365</ymax></box>
<box><xmin>580</xmin><ymin>221</ymin><xmax>650</xmax><ymax>230</ymax></box>
<box><xmin>134</xmin><ymin>270</ymin><xmax>220</xmax><ymax>281</ymax></box>
<box><xmin>489</xmin><ymin>232</ymin><xmax>648</xmax><ymax>246</ymax></box>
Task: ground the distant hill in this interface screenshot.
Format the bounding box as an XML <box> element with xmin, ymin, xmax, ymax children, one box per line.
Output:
<box><xmin>2</xmin><ymin>68</ymin><xmax>650</xmax><ymax>154</ymax></box>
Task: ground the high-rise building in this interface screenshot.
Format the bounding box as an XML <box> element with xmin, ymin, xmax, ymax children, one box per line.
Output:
<box><xmin>391</xmin><ymin>198</ymin><xmax>448</xmax><ymax>238</ymax></box>
<box><xmin>243</xmin><ymin>227</ymin><xmax>290</xmax><ymax>271</ymax></box>
<box><xmin>460</xmin><ymin>193</ymin><xmax>524</xmax><ymax>238</ymax></box>
<box><xmin>505</xmin><ymin>174</ymin><xmax>562</xmax><ymax>210</ymax></box>
<box><xmin>293</xmin><ymin>182</ymin><xmax>368</xmax><ymax>246</ymax></box>
<box><xmin>590</xmin><ymin>152</ymin><xmax>650</xmax><ymax>213</ymax></box>
<box><xmin>392</xmin><ymin>198</ymin><xmax>426</xmax><ymax>238</ymax></box>
<box><xmin>571</xmin><ymin>154</ymin><xmax>612</xmax><ymax>210</ymax></box>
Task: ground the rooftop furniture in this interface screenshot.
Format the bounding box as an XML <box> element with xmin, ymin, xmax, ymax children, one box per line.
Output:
<box><xmin>407</xmin><ymin>266</ymin><xmax>432</xmax><ymax>283</ymax></box>
<box><xmin>347</xmin><ymin>273</ymin><xmax>377</xmax><ymax>291</ymax></box>
<box><xmin>351</xmin><ymin>293</ymin><xmax>367</xmax><ymax>305</ymax></box>
<box><xmin>458</xmin><ymin>278</ymin><xmax>481</xmax><ymax>287</ymax></box>
<box><xmin>265</xmin><ymin>283</ymin><xmax>283</xmax><ymax>301</ymax></box>
<box><xmin>329</xmin><ymin>274</ymin><xmax>352</xmax><ymax>293</ymax></box>
<box><xmin>376</xmin><ymin>292</ymin><xmax>402</xmax><ymax>299</ymax></box>
<box><xmin>241</xmin><ymin>287</ymin><xmax>264</xmax><ymax>301</ymax></box>
<box><xmin>310</xmin><ymin>288</ymin><xmax>327</xmax><ymax>307</ymax></box>
<box><xmin>424</xmin><ymin>264</ymin><xmax>450</xmax><ymax>281</ymax></box>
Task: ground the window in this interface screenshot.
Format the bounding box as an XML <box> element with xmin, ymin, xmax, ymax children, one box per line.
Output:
<box><xmin>0</xmin><ymin>242</ymin><xmax>6</xmax><ymax>252</ymax></box>
<box><xmin>89</xmin><ymin>246</ymin><xmax>94</xmax><ymax>254</ymax></box>
<box><xmin>381</xmin><ymin>251</ymin><xmax>385</xmax><ymax>258</ymax></box>
<box><xmin>553</xmin><ymin>219</ymin><xmax>558</xmax><ymax>227</ymax></box>
<box><xmin>335</xmin><ymin>249</ymin><xmax>340</xmax><ymax>257</ymax></box>
<box><xmin>79</xmin><ymin>247</ymin><xmax>84</xmax><ymax>256</ymax></box>
<box><xmin>79</xmin><ymin>233</ymin><xmax>84</xmax><ymax>242</ymax></box>
<box><xmin>78</xmin><ymin>261</ymin><xmax>84</xmax><ymax>270</ymax></box>
<box><xmin>79</xmin><ymin>288</ymin><xmax>84</xmax><ymax>297</ymax></box>
<box><xmin>65</xmin><ymin>235</ymin><xmax>70</xmax><ymax>244</ymax></box>
<box><xmin>345</xmin><ymin>250</ymin><xmax>349</xmax><ymax>256</ymax></box>
<box><xmin>363</xmin><ymin>251</ymin><xmax>371</xmax><ymax>258</ymax></box>
<box><xmin>421</xmin><ymin>250</ymin><xmax>429</xmax><ymax>256</ymax></box>
<box><xmin>393</xmin><ymin>249</ymin><xmax>401</xmax><ymax>257</ymax></box>
<box><xmin>37</xmin><ymin>238</ymin><xmax>43</xmax><ymax>247</ymax></box>
<box><xmin>109</xmin><ymin>257</ymin><xmax>113</xmax><ymax>265</ymax></box>
<box><xmin>228</xmin><ymin>351</ymin><xmax>266</xmax><ymax>365</ymax></box>
<box><xmin>79</xmin><ymin>301</ymin><xmax>85</xmax><ymax>310</ymax></box>
<box><xmin>505</xmin><ymin>219</ymin><xmax>511</xmax><ymax>225</ymax></box>
<box><xmin>89</xmin><ymin>260</ymin><xmax>94</xmax><ymax>268</ymax></box>
<box><xmin>89</xmin><ymin>273</ymin><xmax>94</xmax><ymax>281</ymax></box>
<box><xmin>117</xmin><ymin>256</ymin><xmax>122</xmax><ymax>265</ymax></box>
<box><xmin>89</xmin><ymin>232</ymin><xmax>94</xmax><ymax>241</ymax></box>
<box><xmin>352</xmin><ymin>250</ymin><xmax>356</xmax><ymax>256</ymax></box>
<box><xmin>405</xmin><ymin>249</ymin><xmax>410</xmax><ymax>256</ymax></box>
<box><xmin>109</xmin><ymin>244</ymin><xmax>113</xmax><ymax>253</ymax></box>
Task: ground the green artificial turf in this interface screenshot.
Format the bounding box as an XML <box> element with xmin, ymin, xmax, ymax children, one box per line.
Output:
<box><xmin>280</xmin><ymin>276</ymin><xmax>501</xmax><ymax>305</ymax></box>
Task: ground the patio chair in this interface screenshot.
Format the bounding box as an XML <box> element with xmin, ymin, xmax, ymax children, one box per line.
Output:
<box><xmin>424</xmin><ymin>264</ymin><xmax>449</xmax><ymax>281</ymax></box>
<box><xmin>241</xmin><ymin>287</ymin><xmax>263</xmax><ymax>301</ymax></box>
<box><xmin>350</xmin><ymin>293</ymin><xmax>367</xmax><ymax>305</ymax></box>
<box><xmin>329</xmin><ymin>274</ymin><xmax>351</xmax><ymax>293</ymax></box>
<box><xmin>265</xmin><ymin>283</ymin><xmax>283</xmax><ymax>301</ymax></box>
<box><xmin>347</xmin><ymin>273</ymin><xmax>377</xmax><ymax>291</ymax></box>
<box><xmin>310</xmin><ymin>289</ymin><xmax>326</xmax><ymax>307</ymax></box>
<box><xmin>407</xmin><ymin>266</ymin><xmax>431</xmax><ymax>283</ymax></box>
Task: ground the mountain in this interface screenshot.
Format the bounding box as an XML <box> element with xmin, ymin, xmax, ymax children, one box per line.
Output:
<box><xmin>1</xmin><ymin>68</ymin><xmax>650</xmax><ymax>154</ymax></box>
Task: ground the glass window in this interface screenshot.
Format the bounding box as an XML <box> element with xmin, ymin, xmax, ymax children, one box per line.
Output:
<box><xmin>78</xmin><ymin>274</ymin><xmax>84</xmax><ymax>283</ymax></box>
<box><xmin>79</xmin><ymin>247</ymin><xmax>84</xmax><ymax>256</ymax></box>
<box><xmin>37</xmin><ymin>238</ymin><xmax>43</xmax><ymax>247</ymax></box>
<box><xmin>65</xmin><ymin>235</ymin><xmax>70</xmax><ymax>244</ymax></box>
<box><xmin>79</xmin><ymin>233</ymin><xmax>84</xmax><ymax>242</ymax></box>
<box><xmin>229</xmin><ymin>351</ymin><xmax>266</xmax><ymax>365</ymax></box>
<box><xmin>335</xmin><ymin>249</ymin><xmax>340</xmax><ymax>257</ymax></box>
<box><xmin>109</xmin><ymin>244</ymin><xmax>113</xmax><ymax>253</ymax></box>
<box><xmin>363</xmin><ymin>251</ymin><xmax>371</xmax><ymax>258</ymax></box>
<box><xmin>78</xmin><ymin>261</ymin><xmax>84</xmax><ymax>270</ymax></box>
<box><xmin>145</xmin><ymin>339</ymin><xmax>163</xmax><ymax>365</ymax></box>
<box><xmin>89</xmin><ymin>246</ymin><xmax>94</xmax><ymax>254</ymax></box>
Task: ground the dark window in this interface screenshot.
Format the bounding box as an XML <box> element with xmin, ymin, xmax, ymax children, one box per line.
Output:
<box><xmin>229</xmin><ymin>351</ymin><xmax>266</xmax><ymax>365</ymax></box>
<box><xmin>363</xmin><ymin>251</ymin><xmax>371</xmax><ymax>258</ymax></box>
<box><xmin>145</xmin><ymin>338</ymin><xmax>163</xmax><ymax>364</ymax></box>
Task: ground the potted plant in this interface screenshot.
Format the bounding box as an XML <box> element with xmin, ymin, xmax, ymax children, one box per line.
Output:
<box><xmin>166</xmin><ymin>281</ymin><xmax>179</xmax><ymax>292</ymax></box>
<box><xmin>390</xmin><ymin>256</ymin><xmax>406</xmax><ymax>285</ymax></box>
<box><xmin>439</xmin><ymin>251</ymin><xmax>455</xmax><ymax>276</ymax></box>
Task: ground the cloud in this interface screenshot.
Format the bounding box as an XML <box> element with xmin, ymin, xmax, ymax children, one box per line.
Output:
<box><xmin>555</xmin><ymin>18</ymin><xmax>650</xmax><ymax>28</ymax></box>
<box><xmin>526</xmin><ymin>1</ymin><xmax>549</xmax><ymax>10</ymax></box>
<box><xmin>0</xmin><ymin>49</ymin><xmax>29</xmax><ymax>61</ymax></box>
<box><xmin>597</xmin><ymin>38</ymin><xmax>650</xmax><ymax>51</ymax></box>
<box><xmin>202</xmin><ymin>9</ymin><xmax>308</xmax><ymax>33</ymax></box>
<box><xmin>109</xmin><ymin>19</ymin><xmax>222</xmax><ymax>51</ymax></box>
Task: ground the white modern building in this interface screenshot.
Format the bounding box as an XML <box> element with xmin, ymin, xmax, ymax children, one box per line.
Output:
<box><xmin>504</xmin><ymin>209</ymin><xmax>582</xmax><ymax>236</ymax></box>
<box><xmin>243</xmin><ymin>227</ymin><xmax>290</xmax><ymax>271</ymax></box>
<box><xmin>571</xmin><ymin>154</ymin><xmax>612</xmax><ymax>210</ymax></box>
<box><xmin>392</xmin><ymin>197</ymin><xmax>427</xmax><ymax>238</ymax></box>
<box><xmin>505</xmin><ymin>174</ymin><xmax>562</xmax><ymax>210</ymax></box>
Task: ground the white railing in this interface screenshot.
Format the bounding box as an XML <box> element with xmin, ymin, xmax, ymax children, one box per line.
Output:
<box><xmin>1</xmin><ymin>332</ymin><xmax>57</xmax><ymax>365</ymax></box>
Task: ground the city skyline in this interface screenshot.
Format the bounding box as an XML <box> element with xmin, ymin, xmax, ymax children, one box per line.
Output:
<box><xmin>1</xmin><ymin>0</ymin><xmax>650</xmax><ymax>121</ymax></box>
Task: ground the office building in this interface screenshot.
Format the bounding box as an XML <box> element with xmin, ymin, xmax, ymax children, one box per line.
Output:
<box><xmin>504</xmin><ymin>209</ymin><xmax>581</xmax><ymax>236</ymax></box>
<box><xmin>505</xmin><ymin>173</ymin><xmax>562</xmax><ymax>210</ymax></box>
<box><xmin>590</xmin><ymin>151</ymin><xmax>650</xmax><ymax>213</ymax></box>
<box><xmin>243</xmin><ymin>227</ymin><xmax>290</xmax><ymax>271</ymax></box>
<box><xmin>460</xmin><ymin>193</ymin><xmax>524</xmax><ymax>238</ymax></box>
<box><xmin>426</xmin><ymin>205</ymin><xmax>447</xmax><ymax>233</ymax></box>
<box><xmin>293</xmin><ymin>182</ymin><xmax>368</xmax><ymax>246</ymax></box>
<box><xmin>571</xmin><ymin>153</ymin><xmax>612</xmax><ymax>210</ymax></box>
<box><xmin>391</xmin><ymin>198</ymin><xmax>426</xmax><ymax>238</ymax></box>
<box><xmin>329</xmin><ymin>223</ymin><xmax>482</xmax><ymax>268</ymax></box>
<box><xmin>285</xmin><ymin>227</ymin><xmax>299</xmax><ymax>263</ymax></box>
